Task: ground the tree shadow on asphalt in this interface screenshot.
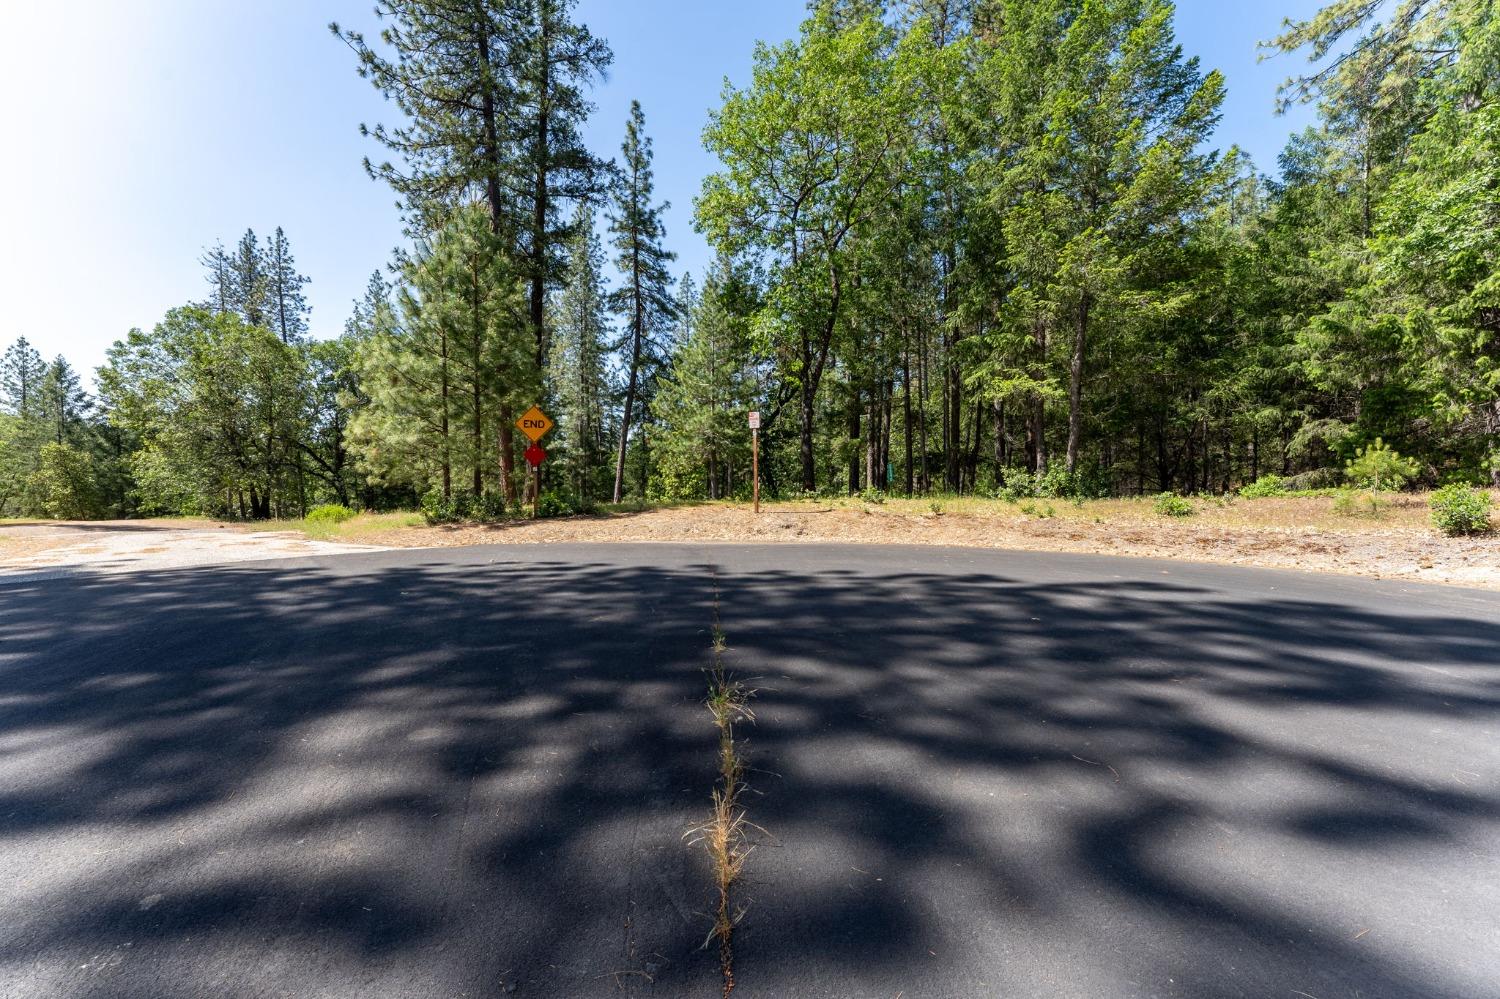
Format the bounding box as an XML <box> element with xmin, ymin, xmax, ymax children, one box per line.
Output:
<box><xmin>0</xmin><ymin>548</ymin><xmax>1497</xmax><ymax>997</ymax></box>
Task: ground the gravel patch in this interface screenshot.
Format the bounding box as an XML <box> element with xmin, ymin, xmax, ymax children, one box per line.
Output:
<box><xmin>0</xmin><ymin>522</ymin><xmax>386</xmax><ymax>581</ymax></box>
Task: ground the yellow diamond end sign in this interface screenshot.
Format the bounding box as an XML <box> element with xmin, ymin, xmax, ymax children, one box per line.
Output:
<box><xmin>516</xmin><ymin>405</ymin><xmax>553</xmax><ymax>443</ymax></box>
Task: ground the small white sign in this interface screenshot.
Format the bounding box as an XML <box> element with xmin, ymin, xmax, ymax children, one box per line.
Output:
<box><xmin>748</xmin><ymin>411</ymin><xmax>761</xmax><ymax>430</ymax></box>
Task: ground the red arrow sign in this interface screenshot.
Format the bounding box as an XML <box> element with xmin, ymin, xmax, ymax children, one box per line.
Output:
<box><xmin>524</xmin><ymin>444</ymin><xmax>546</xmax><ymax>467</ymax></box>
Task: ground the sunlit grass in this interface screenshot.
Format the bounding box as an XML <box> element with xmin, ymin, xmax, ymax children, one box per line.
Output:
<box><xmin>249</xmin><ymin>487</ymin><xmax>1482</xmax><ymax>544</ymax></box>
<box><xmin>754</xmin><ymin>490</ymin><xmax>1441</xmax><ymax>531</ymax></box>
<box><xmin>258</xmin><ymin>510</ymin><xmax>427</xmax><ymax>542</ymax></box>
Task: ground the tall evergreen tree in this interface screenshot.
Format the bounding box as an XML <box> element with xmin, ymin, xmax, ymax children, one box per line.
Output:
<box><xmin>608</xmin><ymin>101</ymin><xmax>676</xmax><ymax>502</ymax></box>
<box><xmin>230</xmin><ymin>229</ymin><xmax>270</xmax><ymax>327</ymax></box>
<box><xmin>37</xmin><ymin>357</ymin><xmax>91</xmax><ymax>446</ymax></box>
<box><xmin>265</xmin><ymin>227</ymin><xmax>311</xmax><ymax>344</ymax></box>
<box><xmin>333</xmin><ymin>3</ymin><xmax>520</xmax><ymax>231</ymax></box>
<box><xmin>0</xmin><ymin>337</ymin><xmax>48</xmax><ymax>417</ymax></box>
<box><xmin>549</xmin><ymin>202</ymin><xmax>613</xmax><ymax>502</ymax></box>
<box><xmin>511</xmin><ymin>0</ymin><xmax>614</xmax><ymax>367</ymax></box>
<box><xmin>336</xmin><ymin>0</ymin><xmax>611</xmax><ymax>482</ymax></box>
<box><xmin>654</xmin><ymin>264</ymin><xmax>760</xmax><ymax>499</ymax></box>
<box><xmin>347</xmin><ymin>204</ymin><xmax>531</xmax><ymax>502</ymax></box>
<box><xmin>200</xmin><ymin>241</ymin><xmax>235</xmax><ymax>315</ymax></box>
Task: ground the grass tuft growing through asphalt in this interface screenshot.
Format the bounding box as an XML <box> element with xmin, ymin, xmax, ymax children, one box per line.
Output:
<box><xmin>686</xmin><ymin>575</ymin><xmax>759</xmax><ymax>997</ymax></box>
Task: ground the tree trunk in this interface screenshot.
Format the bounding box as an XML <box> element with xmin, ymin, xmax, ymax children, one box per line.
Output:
<box><xmin>472</xmin><ymin>271</ymin><xmax>484</xmax><ymax>497</ymax></box>
<box><xmin>528</xmin><ymin>12</ymin><xmax>553</xmax><ymax>368</ymax></box>
<box><xmin>1136</xmin><ymin>423</ymin><xmax>1146</xmax><ymax>495</ymax></box>
<box><xmin>799</xmin><ymin>337</ymin><xmax>817</xmax><ymax>492</ymax></box>
<box><xmin>614</xmin><ymin>352</ymin><xmax>640</xmax><ymax>503</ymax></box>
<box><xmin>498</xmin><ymin>417</ymin><xmax>516</xmax><ymax>504</ymax></box>
<box><xmin>848</xmin><ymin>383</ymin><xmax>861</xmax><ymax>494</ymax></box>
<box><xmin>992</xmin><ymin>400</ymin><xmax>1005</xmax><ymax>474</ymax></box>
<box><xmin>613</xmin><ymin>219</ymin><xmax>646</xmax><ymax>503</ymax></box>
<box><xmin>441</xmin><ymin>329</ymin><xmax>451</xmax><ymax>500</ymax></box>
<box><xmin>1032</xmin><ymin>395</ymin><xmax>1048</xmax><ymax>474</ymax></box>
<box><xmin>917</xmin><ymin>324</ymin><xmax>930</xmax><ymax>492</ymax></box>
<box><xmin>876</xmin><ymin>375</ymin><xmax>888</xmax><ymax>489</ymax></box>
<box><xmin>1066</xmin><ymin>292</ymin><xmax>1088</xmax><ymax>474</ymax></box>
<box><xmin>903</xmin><ymin>335</ymin><xmax>914</xmax><ymax>496</ymax></box>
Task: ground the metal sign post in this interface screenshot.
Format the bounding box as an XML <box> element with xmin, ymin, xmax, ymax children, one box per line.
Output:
<box><xmin>748</xmin><ymin>411</ymin><xmax>761</xmax><ymax>514</ymax></box>
<box><xmin>516</xmin><ymin>406</ymin><xmax>553</xmax><ymax>519</ymax></box>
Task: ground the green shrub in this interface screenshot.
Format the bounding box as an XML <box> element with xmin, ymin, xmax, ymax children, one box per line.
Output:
<box><xmin>1429</xmin><ymin>484</ymin><xmax>1493</xmax><ymax>536</ymax></box>
<box><xmin>1282</xmin><ymin>468</ymin><xmax>1341</xmax><ymax>491</ymax></box>
<box><xmin>1345</xmin><ymin>438</ymin><xmax>1420</xmax><ymax>490</ymax></box>
<box><xmin>25</xmin><ymin>443</ymin><xmax>104</xmax><ymax>520</ymax></box>
<box><xmin>473</xmin><ymin>492</ymin><xmax>506</xmax><ymax>521</ymax></box>
<box><xmin>996</xmin><ymin>467</ymin><xmax>1109</xmax><ymax>501</ymax></box>
<box><xmin>537</xmin><ymin>491</ymin><xmax>574</xmax><ymax>517</ymax></box>
<box><xmin>305</xmin><ymin>503</ymin><xmax>355</xmax><ymax>525</ymax></box>
<box><xmin>1153</xmin><ymin>492</ymin><xmax>1194</xmax><ymax>517</ymax></box>
<box><xmin>857</xmin><ymin>487</ymin><xmax>886</xmax><ymax>505</ymax></box>
<box><xmin>1239</xmin><ymin>474</ymin><xmax>1287</xmax><ymax>498</ymax></box>
<box><xmin>422</xmin><ymin>488</ymin><xmax>507</xmax><ymax>524</ymax></box>
<box><xmin>421</xmin><ymin>489</ymin><xmax>459</xmax><ymax>524</ymax></box>
<box><xmin>1331</xmin><ymin>488</ymin><xmax>1386</xmax><ymax>518</ymax></box>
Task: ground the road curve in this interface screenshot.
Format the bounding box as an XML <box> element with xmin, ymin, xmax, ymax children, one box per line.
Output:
<box><xmin>1</xmin><ymin>544</ymin><xmax>1497</xmax><ymax>998</ymax></box>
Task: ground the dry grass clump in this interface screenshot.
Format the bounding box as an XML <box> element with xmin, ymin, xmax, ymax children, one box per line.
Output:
<box><xmin>685</xmin><ymin>585</ymin><xmax>759</xmax><ymax>997</ymax></box>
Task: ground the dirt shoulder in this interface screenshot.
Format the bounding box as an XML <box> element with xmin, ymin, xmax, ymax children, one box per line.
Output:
<box><xmin>7</xmin><ymin>493</ymin><xmax>1490</xmax><ymax>589</ymax></box>
<box><xmin>0</xmin><ymin>519</ymin><xmax>385</xmax><ymax>577</ymax></box>
<box><xmin>316</xmin><ymin>493</ymin><xmax>1497</xmax><ymax>591</ymax></box>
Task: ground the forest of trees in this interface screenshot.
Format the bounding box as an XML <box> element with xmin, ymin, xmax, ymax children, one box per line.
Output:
<box><xmin>2</xmin><ymin>0</ymin><xmax>1497</xmax><ymax>520</ymax></box>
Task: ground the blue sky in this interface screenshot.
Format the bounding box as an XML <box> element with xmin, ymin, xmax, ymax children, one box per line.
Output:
<box><xmin>0</xmin><ymin>0</ymin><xmax>1321</xmax><ymax>379</ymax></box>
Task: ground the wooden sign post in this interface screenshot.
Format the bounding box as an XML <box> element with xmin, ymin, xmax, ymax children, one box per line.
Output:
<box><xmin>748</xmin><ymin>411</ymin><xmax>761</xmax><ymax>514</ymax></box>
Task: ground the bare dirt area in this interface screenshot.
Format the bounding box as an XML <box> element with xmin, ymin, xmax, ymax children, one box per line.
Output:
<box><xmin>5</xmin><ymin>493</ymin><xmax>1492</xmax><ymax>589</ymax></box>
<box><xmin>0</xmin><ymin>520</ymin><xmax>386</xmax><ymax>579</ymax></box>
<box><xmin>333</xmin><ymin>493</ymin><xmax>1499</xmax><ymax>590</ymax></box>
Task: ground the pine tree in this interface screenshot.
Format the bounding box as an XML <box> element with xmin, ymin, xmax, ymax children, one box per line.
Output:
<box><xmin>37</xmin><ymin>357</ymin><xmax>91</xmax><ymax>445</ymax></box>
<box><xmin>1</xmin><ymin>337</ymin><xmax>48</xmax><ymax>417</ymax></box>
<box><xmin>265</xmin><ymin>227</ymin><xmax>311</xmax><ymax>344</ymax></box>
<box><xmin>548</xmin><ymin>202</ymin><xmax>612</xmax><ymax>502</ymax></box>
<box><xmin>608</xmin><ymin>101</ymin><xmax>676</xmax><ymax>502</ymax></box>
<box><xmin>333</xmin><ymin>3</ymin><xmax>520</xmax><ymax>231</ymax></box>
<box><xmin>970</xmin><ymin>0</ymin><xmax>1227</xmax><ymax>474</ymax></box>
<box><xmin>230</xmin><ymin>229</ymin><xmax>269</xmax><ymax>327</ymax></box>
<box><xmin>654</xmin><ymin>264</ymin><xmax>759</xmax><ymax>499</ymax></box>
<box><xmin>347</xmin><ymin>205</ymin><xmax>530</xmax><ymax>502</ymax></box>
<box><xmin>334</xmin><ymin>0</ymin><xmax>611</xmax><ymax>367</ymax></box>
<box><xmin>511</xmin><ymin>0</ymin><xmax>615</xmax><ymax>367</ymax></box>
<box><xmin>200</xmin><ymin>242</ymin><xmax>235</xmax><ymax>315</ymax></box>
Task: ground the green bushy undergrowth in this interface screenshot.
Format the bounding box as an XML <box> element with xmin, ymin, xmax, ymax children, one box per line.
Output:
<box><xmin>421</xmin><ymin>488</ymin><xmax>506</xmax><ymax>524</ymax></box>
<box><xmin>995</xmin><ymin>467</ymin><xmax>1109</xmax><ymax>502</ymax></box>
<box><xmin>305</xmin><ymin>503</ymin><xmax>355</xmax><ymax>525</ymax></box>
<box><xmin>1153</xmin><ymin>493</ymin><xmax>1194</xmax><ymax>517</ymax></box>
<box><xmin>536</xmin><ymin>491</ymin><xmax>575</xmax><ymax>517</ymax></box>
<box><xmin>1429</xmin><ymin>484</ymin><xmax>1492</xmax><ymax>536</ymax></box>
<box><xmin>1238</xmin><ymin>474</ymin><xmax>1287</xmax><ymax>498</ymax></box>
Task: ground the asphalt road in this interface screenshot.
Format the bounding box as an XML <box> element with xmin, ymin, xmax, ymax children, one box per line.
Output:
<box><xmin>2</xmin><ymin>544</ymin><xmax>1498</xmax><ymax>999</ymax></box>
